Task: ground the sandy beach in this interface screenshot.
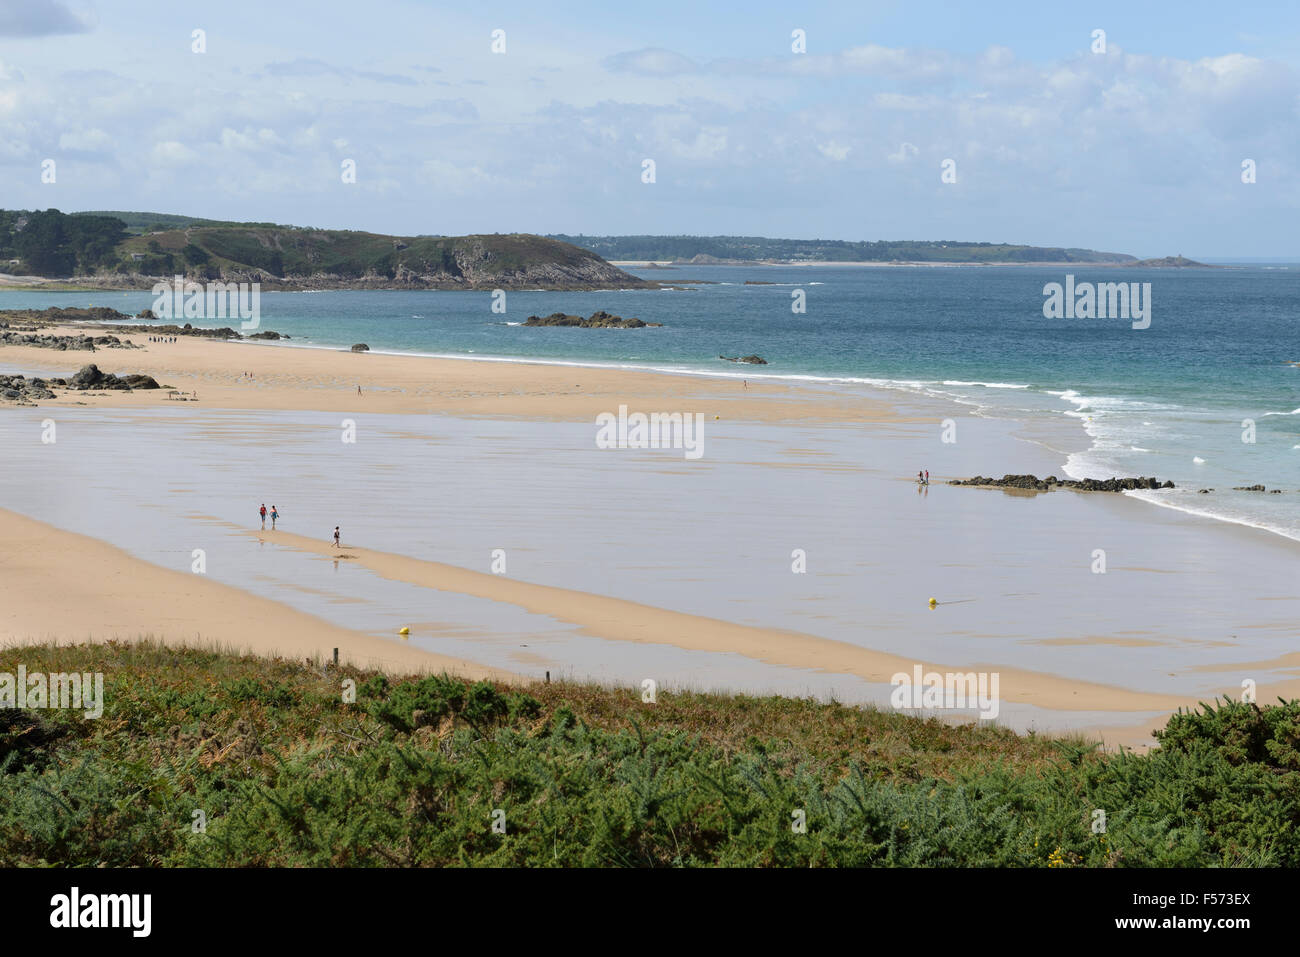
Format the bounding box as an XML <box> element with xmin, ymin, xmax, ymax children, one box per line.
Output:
<box><xmin>3</xmin><ymin>325</ymin><xmax>1296</xmax><ymax>747</ymax></box>
<box><xmin>0</xmin><ymin>325</ymin><xmax>901</xmax><ymax>424</ymax></box>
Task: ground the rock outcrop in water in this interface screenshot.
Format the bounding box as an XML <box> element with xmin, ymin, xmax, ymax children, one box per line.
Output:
<box><xmin>719</xmin><ymin>354</ymin><xmax>767</xmax><ymax>365</ymax></box>
<box><xmin>949</xmin><ymin>474</ymin><xmax>1175</xmax><ymax>492</ymax></box>
<box><xmin>522</xmin><ymin>310</ymin><xmax>659</xmax><ymax>328</ymax></box>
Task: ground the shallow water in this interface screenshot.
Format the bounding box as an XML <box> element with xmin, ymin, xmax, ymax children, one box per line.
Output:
<box><xmin>1</xmin><ymin>400</ymin><xmax>1294</xmax><ymax>739</ymax></box>
<box><xmin>6</xmin><ymin>262</ymin><xmax>1296</xmax><ymax>541</ymax></box>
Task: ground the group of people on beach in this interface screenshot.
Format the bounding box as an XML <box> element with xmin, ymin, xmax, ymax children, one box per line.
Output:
<box><xmin>258</xmin><ymin>505</ymin><xmax>343</xmax><ymax>549</ymax></box>
<box><xmin>149</xmin><ymin>336</ymin><xmax>177</xmax><ymax>343</ymax></box>
<box><xmin>259</xmin><ymin>506</ymin><xmax>342</xmax><ymax>549</ymax></box>
<box><xmin>917</xmin><ymin>469</ymin><xmax>930</xmax><ymax>486</ymax></box>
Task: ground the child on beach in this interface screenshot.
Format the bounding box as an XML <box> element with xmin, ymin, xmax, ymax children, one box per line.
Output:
<box><xmin>270</xmin><ymin>506</ymin><xmax>279</xmax><ymax>530</ymax></box>
<box><xmin>259</xmin><ymin>504</ymin><xmax>267</xmax><ymax>529</ymax></box>
<box><xmin>333</xmin><ymin>526</ymin><xmax>340</xmax><ymax>548</ymax></box>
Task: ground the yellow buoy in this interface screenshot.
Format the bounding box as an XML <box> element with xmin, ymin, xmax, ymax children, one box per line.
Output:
<box><xmin>928</xmin><ymin>597</ymin><xmax>937</xmax><ymax>607</ymax></box>
<box><xmin>399</xmin><ymin>626</ymin><xmax>410</xmax><ymax>636</ymax></box>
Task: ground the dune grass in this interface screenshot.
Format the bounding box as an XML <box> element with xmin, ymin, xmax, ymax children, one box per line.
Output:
<box><xmin>1</xmin><ymin>640</ymin><xmax>1296</xmax><ymax>867</ymax></box>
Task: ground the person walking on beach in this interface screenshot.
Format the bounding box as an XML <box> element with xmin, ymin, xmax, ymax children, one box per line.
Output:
<box><xmin>925</xmin><ymin>469</ymin><xmax>930</xmax><ymax>485</ymax></box>
<box><xmin>259</xmin><ymin>503</ymin><xmax>267</xmax><ymax>529</ymax></box>
<box><xmin>917</xmin><ymin>470</ymin><xmax>924</xmax><ymax>485</ymax></box>
<box><xmin>333</xmin><ymin>526</ymin><xmax>341</xmax><ymax>548</ymax></box>
<box><xmin>270</xmin><ymin>505</ymin><xmax>279</xmax><ymax>530</ymax></box>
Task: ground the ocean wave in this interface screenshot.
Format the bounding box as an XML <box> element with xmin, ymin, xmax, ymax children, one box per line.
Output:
<box><xmin>1261</xmin><ymin>408</ymin><xmax>1300</xmax><ymax>416</ymax></box>
<box><xmin>941</xmin><ymin>380</ymin><xmax>1031</xmax><ymax>390</ymax></box>
<box><xmin>1126</xmin><ymin>489</ymin><xmax>1300</xmax><ymax>544</ymax></box>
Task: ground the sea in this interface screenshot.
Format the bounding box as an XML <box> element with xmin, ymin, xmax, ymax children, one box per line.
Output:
<box><xmin>4</xmin><ymin>262</ymin><xmax>1298</xmax><ymax>542</ymax></box>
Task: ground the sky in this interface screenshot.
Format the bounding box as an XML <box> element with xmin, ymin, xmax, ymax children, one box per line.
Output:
<box><xmin>1</xmin><ymin>0</ymin><xmax>1298</xmax><ymax>258</ymax></box>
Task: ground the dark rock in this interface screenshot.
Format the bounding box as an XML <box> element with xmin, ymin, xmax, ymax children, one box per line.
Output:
<box><xmin>1233</xmin><ymin>485</ymin><xmax>1266</xmax><ymax>492</ymax></box>
<box><xmin>70</xmin><ymin>364</ymin><xmax>110</xmax><ymax>388</ymax></box>
<box><xmin>522</xmin><ymin>311</ymin><xmax>657</xmax><ymax>328</ymax></box>
<box><xmin>719</xmin><ymin>354</ymin><xmax>768</xmax><ymax>365</ymax></box>
<box><xmin>351</xmin><ymin>343</ymin><xmax>370</xmax><ymax>352</ymax></box>
<box><xmin>120</xmin><ymin>374</ymin><xmax>161</xmax><ymax>390</ymax></box>
<box><xmin>66</xmin><ymin>364</ymin><xmax>158</xmax><ymax>391</ymax></box>
<box><xmin>247</xmin><ymin>331</ymin><xmax>282</xmax><ymax>340</ymax></box>
<box><xmin>949</xmin><ymin>473</ymin><xmax>1177</xmax><ymax>493</ymax></box>
<box><xmin>0</xmin><ymin>330</ymin><xmax>138</xmax><ymax>351</ymax></box>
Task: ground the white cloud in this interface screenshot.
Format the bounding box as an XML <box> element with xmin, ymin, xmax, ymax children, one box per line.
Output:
<box><xmin>152</xmin><ymin>140</ymin><xmax>198</xmax><ymax>164</ymax></box>
<box><xmin>818</xmin><ymin>141</ymin><xmax>851</xmax><ymax>161</ymax></box>
<box><xmin>58</xmin><ymin>127</ymin><xmax>110</xmax><ymax>151</ymax></box>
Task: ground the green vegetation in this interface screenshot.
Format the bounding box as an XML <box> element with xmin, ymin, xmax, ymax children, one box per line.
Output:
<box><xmin>0</xmin><ymin>209</ymin><xmax>1139</xmax><ymax>281</ymax></box>
<box><xmin>0</xmin><ymin>209</ymin><xmax>641</xmax><ymax>287</ymax></box>
<box><xmin>549</xmin><ymin>234</ymin><xmax>1137</xmax><ymax>264</ymax></box>
<box><xmin>2</xmin><ymin>641</ymin><xmax>1296</xmax><ymax>867</ymax></box>
<box><xmin>0</xmin><ymin>209</ymin><xmax>128</xmax><ymax>276</ymax></box>
<box><xmin>74</xmin><ymin>211</ymin><xmax>281</xmax><ymax>234</ymax></box>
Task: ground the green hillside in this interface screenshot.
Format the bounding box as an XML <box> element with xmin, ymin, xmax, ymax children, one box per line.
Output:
<box><xmin>74</xmin><ymin>211</ymin><xmax>273</xmax><ymax>234</ymax></box>
<box><xmin>0</xmin><ymin>209</ymin><xmax>649</xmax><ymax>289</ymax></box>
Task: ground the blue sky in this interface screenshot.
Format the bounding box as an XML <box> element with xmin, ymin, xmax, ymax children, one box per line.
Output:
<box><xmin>1</xmin><ymin>0</ymin><xmax>1298</xmax><ymax>257</ymax></box>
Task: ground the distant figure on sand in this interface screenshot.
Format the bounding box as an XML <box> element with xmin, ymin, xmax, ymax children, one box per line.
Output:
<box><xmin>333</xmin><ymin>526</ymin><xmax>340</xmax><ymax>548</ymax></box>
<box><xmin>925</xmin><ymin>469</ymin><xmax>930</xmax><ymax>484</ymax></box>
<box><xmin>270</xmin><ymin>506</ymin><xmax>279</xmax><ymax>530</ymax></box>
<box><xmin>259</xmin><ymin>503</ymin><xmax>267</xmax><ymax>529</ymax></box>
<box><xmin>357</xmin><ymin>385</ymin><xmax>362</xmax><ymax>396</ymax></box>
<box><xmin>917</xmin><ymin>471</ymin><xmax>924</xmax><ymax>485</ymax></box>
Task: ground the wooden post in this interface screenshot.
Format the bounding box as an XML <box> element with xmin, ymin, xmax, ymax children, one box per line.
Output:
<box><xmin>333</xmin><ymin>648</ymin><xmax>339</xmax><ymax>666</ymax></box>
<box><xmin>545</xmin><ymin>671</ymin><xmax>550</xmax><ymax>684</ymax></box>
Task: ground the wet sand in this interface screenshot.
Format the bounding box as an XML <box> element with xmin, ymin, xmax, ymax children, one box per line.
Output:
<box><xmin>0</xmin><ymin>508</ymin><xmax>515</xmax><ymax>680</ymax></box>
<box><xmin>2</xmin><ymin>328</ymin><xmax>1297</xmax><ymax>747</ymax></box>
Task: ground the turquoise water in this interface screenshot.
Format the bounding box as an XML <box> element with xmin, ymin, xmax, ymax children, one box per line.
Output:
<box><xmin>4</xmin><ymin>263</ymin><xmax>1298</xmax><ymax>540</ymax></box>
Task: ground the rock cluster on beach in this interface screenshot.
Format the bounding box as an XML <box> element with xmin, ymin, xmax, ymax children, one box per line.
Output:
<box><xmin>68</xmin><ymin>363</ymin><xmax>161</xmax><ymax>391</ymax></box>
<box><xmin>351</xmin><ymin>343</ymin><xmax>369</xmax><ymax>352</ymax></box>
<box><xmin>949</xmin><ymin>474</ymin><xmax>1175</xmax><ymax>491</ymax></box>
<box><xmin>0</xmin><ymin>309</ymin><xmax>287</xmax><ymax>343</ymax></box>
<box><xmin>522</xmin><ymin>310</ymin><xmax>660</xmax><ymax>328</ymax></box>
<box><xmin>719</xmin><ymin>354</ymin><xmax>768</xmax><ymax>364</ymax></box>
<box><xmin>0</xmin><ymin>330</ymin><xmax>138</xmax><ymax>351</ymax></box>
<box><xmin>0</xmin><ymin>374</ymin><xmax>59</xmax><ymax>403</ymax></box>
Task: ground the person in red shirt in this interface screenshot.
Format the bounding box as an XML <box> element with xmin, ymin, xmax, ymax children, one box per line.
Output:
<box><xmin>259</xmin><ymin>504</ymin><xmax>267</xmax><ymax>529</ymax></box>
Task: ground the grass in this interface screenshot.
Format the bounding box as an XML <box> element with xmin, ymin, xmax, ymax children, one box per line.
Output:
<box><xmin>1</xmin><ymin>640</ymin><xmax>1297</xmax><ymax>867</ymax></box>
